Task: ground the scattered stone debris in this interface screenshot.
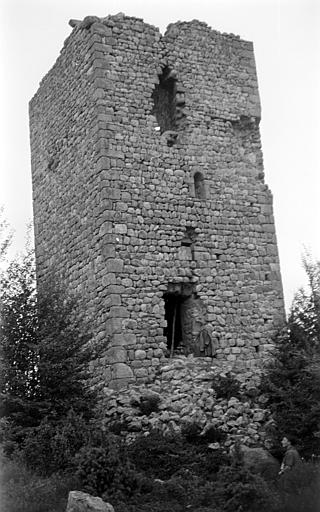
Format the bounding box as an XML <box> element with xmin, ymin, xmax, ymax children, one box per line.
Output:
<box><xmin>99</xmin><ymin>355</ymin><xmax>271</xmax><ymax>447</ymax></box>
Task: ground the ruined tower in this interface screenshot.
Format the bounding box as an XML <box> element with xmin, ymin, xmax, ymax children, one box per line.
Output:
<box><xmin>30</xmin><ymin>14</ymin><xmax>285</xmax><ymax>389</ymax></box>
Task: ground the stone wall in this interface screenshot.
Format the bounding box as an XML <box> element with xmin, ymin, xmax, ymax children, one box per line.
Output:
<box><xmin>30</xmin><ymin>13</ymin><xmax>285</xmax><ymax>390</ymax></box>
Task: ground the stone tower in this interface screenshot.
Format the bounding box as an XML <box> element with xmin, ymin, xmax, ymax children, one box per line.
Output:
<box><xmin>30</xmin><ymin>14</ymin><xmax>285</xmax><ymax>389</ymax></box>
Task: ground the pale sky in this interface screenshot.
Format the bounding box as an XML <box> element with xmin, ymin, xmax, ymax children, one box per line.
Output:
<box><xmin>0</xmin><ymin>0</ymin><xmax>319</xmax><ymax>311</ymax></box>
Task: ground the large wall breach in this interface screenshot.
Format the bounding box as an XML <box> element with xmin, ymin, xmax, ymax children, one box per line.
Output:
<box><xmin>30</xmin><ymin>14</ymin><xmax>285</xmax><ymax>390</ymax></box>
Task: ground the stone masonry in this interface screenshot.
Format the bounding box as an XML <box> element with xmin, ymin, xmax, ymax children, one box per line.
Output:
<box><xmin>29</xmin><ymin>14</ymin><xmax>285</xmax><ymax>390</ymax></box>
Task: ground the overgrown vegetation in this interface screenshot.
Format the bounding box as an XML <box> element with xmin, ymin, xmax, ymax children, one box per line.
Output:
<box><xmin>1</xmin><ymin>219</ymin><xmax>320</xmax><ymax>511</ymax></box>
<box><xmin>211</xmin><ymin>371</ymin><xmax>241</xmax><ymax>400</ymax></box>
<box><xmin>0</xmin><ymin>247</ymin><xmax>99</xmax><ymax>466</ymax></box>
<box><xmin>260</xmin><ymin>254</ymin><xmax>320</xmax><ymax>459</ymax></box>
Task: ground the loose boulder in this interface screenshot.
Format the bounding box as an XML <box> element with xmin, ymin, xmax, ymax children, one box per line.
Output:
<box><xmin>66</xmin><ymin>491</ymin><xmax>114</xmax><ymax>512</ymax></box>
<box><xmin>241</xmin><ymin>445</ymin><xmax>280</xmax><ymax>480</ymax></box>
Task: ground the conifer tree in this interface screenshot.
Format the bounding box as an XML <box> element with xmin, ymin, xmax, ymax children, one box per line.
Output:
<box><xmin>261</xmin><ymin>255</ymin><xmax>320</xmax><ymax>458</ymax></box>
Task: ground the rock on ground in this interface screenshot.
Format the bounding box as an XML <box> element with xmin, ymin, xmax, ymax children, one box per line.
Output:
<box><xmin>241</xmin><ymin>445</ymin><xmax>280</xmax><ymax>480</ymax></box>
<box><xmin>66</xmin><ymin>491</ymin><xmax>114</xmax><ymax>512</ymax></box>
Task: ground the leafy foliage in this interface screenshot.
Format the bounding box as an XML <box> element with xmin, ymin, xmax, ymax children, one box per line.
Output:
<box><xmin>0</xmin><ymin>206</ymin><xmax>13</xmax><ymax>262</ymax></box>
<box><xmin>213</xmin><ymin>447</ymin><xmax>277</xmax><ymax>512</ymax></box>
<box><xmin>0</xmin><ymin>248</ymin><xmax>40</xmax><ymax>435</ymax></box>
<box><xmin>290</xmin><ymin>253</ymin><xmax>320</xmax><ymax>349</ymax></box>
<box><xmin>181</xmin><ymin>421</ymin><xmax>226</xmax><ymax>445</ymax></box>
<box><xmin>76</xmin><ymin>430</ymin><xmax>140</xmax><ymax>499</ymax></box>
<box><xmin>137</xmin><ymin>393</ymin><xmax>161</xmax><ymax>416</ymax></box>
<box><xmin>211</xmin><ymin>372</ymin><xmax>241</xmax><ymax>400</ymax></box>
<box><xmin>0</xmin><ymin>249</ymin><xmax>98</xmax><ymax>458</ymax></box>
<box><xmin>261</xmin><ymin>255</ymin><xmax>320</xmax><ymax>458</ymax></box>
<box><xmin>18</xmin><ymin>411</ymin><xmax>94</xmax><ymax>475</ymax></box>
<box><xmin>127</xmin><ymin>429</ymin><xmax>228</xmax><ymax>481</ymax></box>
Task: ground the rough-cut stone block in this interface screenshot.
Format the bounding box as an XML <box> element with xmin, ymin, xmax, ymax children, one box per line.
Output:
<box><xmin>112</xmin><ymin>363</ymin><xmax>134</xmax><ymax>380</ymax></box>
<box><xmin>66</xmin><ymin>491</ymin><xmax>114</xmax><ymax>511</ymax></box>
<box><xmin>105</xmin><ymin>347</ymin><xmax>127</xmax><ymax>363</ymax></box>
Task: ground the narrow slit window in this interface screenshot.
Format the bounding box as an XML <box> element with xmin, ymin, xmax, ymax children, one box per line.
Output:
<box><xmin>194</xmin><ymin>172</ymin><xmax>206</xmax><ymax>199</ymax></box>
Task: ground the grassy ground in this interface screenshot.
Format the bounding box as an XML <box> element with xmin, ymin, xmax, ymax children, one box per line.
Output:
<box><xmin>0</xmin><ymin>453</ymin><xmax>77</xmax><ymax>512</ymax></box>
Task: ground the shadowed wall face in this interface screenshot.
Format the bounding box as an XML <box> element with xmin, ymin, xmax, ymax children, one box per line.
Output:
<box><xmin>30</xmin><ymin>14</ymin><xmax>285</xmax><ymax>390</ymax></box>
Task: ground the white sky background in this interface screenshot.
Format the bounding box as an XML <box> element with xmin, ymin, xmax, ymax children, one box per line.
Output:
<box><xmin>0</xmin><ymin>0</ymin><xmax>319</xmax><ymax>311</ymax></box>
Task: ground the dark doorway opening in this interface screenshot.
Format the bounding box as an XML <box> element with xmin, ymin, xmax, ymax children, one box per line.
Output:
<box><xmin>163</xmin><ymin>293</ymin><xmax>184</xmax><ymax>356</ymax></box>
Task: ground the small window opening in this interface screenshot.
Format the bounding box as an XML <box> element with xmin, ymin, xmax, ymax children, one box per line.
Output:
<box><xmin>194</xmin><ymin>172</ymin><xmax>206</xmax><ymax>199</ymax></box>
<box><xmin>181</xmin><ymin>227</ymin><xmax>196</xmax><ymax>259</ymax></box>
<box><xmin>152</xmin><ymin>66</ymin><xmax>177</xmax><ymax>133</ymax></box>
<box><xmin>255</xmin><ymin>345</ymin><xmax>260</xmax><ymax>353</ymax></box>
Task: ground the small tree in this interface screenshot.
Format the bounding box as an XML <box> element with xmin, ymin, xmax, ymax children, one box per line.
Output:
<box><xmin>261</xmin><ymin>255</ymin><xmax>320</xmax><ymax>458</ymax></box>
<box><xmin>0</xmin><ymin>206</ymin><xmax>13</xmax><ymax>263</ymax></box>
<box><xmin>0</xmin><ymin>248</ymin><xmax>98</xmax><ymax>455</ymax></box>
<box><xmin>0</xmin><ymin>248</ymin><xmax>39</xmax><ymax>431</ymax></box>
<box><xmin>290</xmin><ymin>253</ymin><xmax>320</xmax><ymax>351</ymax></box>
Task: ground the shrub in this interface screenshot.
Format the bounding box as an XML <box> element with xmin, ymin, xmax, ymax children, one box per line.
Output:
<box><xmin>127</xmin><ymin>429</ymin><xmax>228</xmax><ymax>481</ymax></box>
<box><xmin>276</xmin><ymin>462</ymin><xmax>320</xmax><ymax>512</ymax></box>
<box><xmin>0</xmin><ymin>250</ymin><xmax>100</xmax><ymax>467</ymax></box>
<box><xmin>211</xmin><ymin>372</ymin><xmax>241</xmax><ymax>400</ymax></box>
<box><xmin>260</xmin><ymin>255</ymin><xmax>320</xmax><ymax>459</ymax></box>
<box><xmin>75</xmin><ymin>431</ymin><xmax>139</xmax><ymax>499</ymax></box>
<box><xmin>213</xmin><ymin>447</ymin><xmax>278</xmax><ymax>512</ymax></box>
<box><xmin>260</xmin><ymin>329</ymin><xmax>320</xmax><ymax>458</ymax></box>
<box><xmin>19</xmin><ymin>410</ymin><xmax>93</xmax><ymax>475</ymax></box>
<box><xmin>181</xmin><ymin>422</ymin><xmax>227</xmax><ymax>446</ymax></box>
<box><xmin>110</xmin><ymin>473</ymin><xmax>219</xmax><ymax>512</ymax></box>
<box><xmin>137</xmin><ymin>394</ymin><xmax>161</xmax><ymax>416</ymax></box>
<box><xmin>127</xmin><ymin>430</ymin><xmax>185</xmax><ymax>480</ymax></box>
<box><xmin>181</xmin><ymin>421</ymin><xmax>202</xmax><ymax>443</ymax></box>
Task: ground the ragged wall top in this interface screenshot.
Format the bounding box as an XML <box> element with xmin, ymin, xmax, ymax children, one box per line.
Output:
<box><xmin>30</xmin><ymin>14</ymin><xmax>285</xmax><ymax>390</ymax></box>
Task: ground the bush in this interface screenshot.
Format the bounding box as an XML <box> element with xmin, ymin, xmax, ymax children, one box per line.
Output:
<box><xmin>260</xmin><ymin>255</ymin><xmax>320</xmax><ymax>459</ymax></box>
<box><xmin>127</xmin><ymin>430</ymin><xmax>184</xmax><ymax>480</ymax></box>
<box><xmin>0</xmin><ymin>250</ymin><xmax>100</xmax><ymax>468</ymax></box>
<box><xmin>180</xmin><ymin>421</ymin><xmax>202</xmax><ymax>443</ymax></box>
<box><xmin>181</xmin><ymin>422</ymin><xmax>227</xmax><ymax>446</ymax></box>
<box><xmin>260</xmin><ymin>329</ymin><xmax>320</xmax><ymax>458</ymax></box>
<box><xmin>211</xmin><ymin>372</ymin><xmax>241</xmax><ymax>400</ymax></box>
<box><xmin>137</xmin><ymin>394</ymin><xmax>161</xmax><ymax>416</ymax></box>
<box><xmin>75</xmin><ymin>431</ymin><xmax>140</xmax><ymax>499</ymax></box>
<box><xmin>18</xmin><ymin>410</ymin><xmax>93</xmax><ymax>475</ymax></box>
<box><xmin>276</xmin><ymin>462</ymin><xmax>320</xmax><ymax>512</ymax></box>
<box><xmin>127</xmin><ymin>429</ymin><xmax>228</xmax><ymax>481</ymax></box>
<box><xmin>213</xmin><ymin>446</ymin><xmax>278</xmax><ymax>512</ymax></box>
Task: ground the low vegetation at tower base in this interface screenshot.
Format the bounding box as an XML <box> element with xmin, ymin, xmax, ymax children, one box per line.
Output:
<box><xmin>0</xmin><ymin>247</ymin><xmax>319</xmax><ymax>511</ymax></box>
<box><xmin>1</xmin><ymin>253</ymin><xmax>320</xmax><ymax>512</ymax></box>
<box><xmin>1</xmin><ymin>429</ymin><xmax>320</xmax><ymax>512</ymax></box>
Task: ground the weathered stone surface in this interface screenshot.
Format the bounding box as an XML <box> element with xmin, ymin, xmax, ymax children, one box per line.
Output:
<box><xmin>66</xmin><ymin>491</ymin><xmax>114</xmax><ymax>512</ymax></box>
<box><xmin>112</xmin><ymin>363</ymin><xmax>134</xmax><ymax>380</ymax></box>
<box><xmin>101</xmin><ymin>355</ymin><xmax>271</xmax><ymax>447</ymax></box>
<box><xmin>241</xmin><ymin>445</ymin><xmax>280</xmax><ymax>479</ymax></box>
<box><xmin>30</xmin><ymin>13</ymin><xmax>285</xmax><ymax>389</ymax></box>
